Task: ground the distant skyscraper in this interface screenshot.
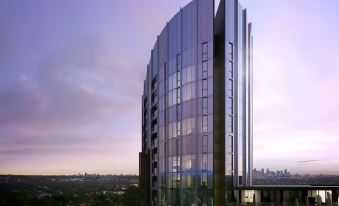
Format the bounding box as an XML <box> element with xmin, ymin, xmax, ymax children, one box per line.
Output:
<box><xmin>139</xmin><ymin>0</ymin><xmax>253</xmax><ymax>205</ymax></box>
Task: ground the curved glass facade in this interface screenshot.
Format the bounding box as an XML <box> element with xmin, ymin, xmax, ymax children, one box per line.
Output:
<box><xmin>140</xmin><ymin>0</ymin><xmax>253</xmax><ymax>205</ymax></box>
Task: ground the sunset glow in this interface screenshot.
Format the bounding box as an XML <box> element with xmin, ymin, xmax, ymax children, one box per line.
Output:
<box><xmin>0</xmin><ymin>0</ymin><xmax>339</xmax><ymax>175</ymax></box>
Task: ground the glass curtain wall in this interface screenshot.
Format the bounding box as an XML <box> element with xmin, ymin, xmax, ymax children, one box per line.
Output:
<box><xmin>143</xmin><ymin>0</ymin><xmax>214</xmax><ymax>205</ymax></box>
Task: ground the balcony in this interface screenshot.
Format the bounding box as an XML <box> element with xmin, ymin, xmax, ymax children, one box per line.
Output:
<box><xmin>151</xmin><ymin>89</ymin><xmax>157</xmax><ymax>99</ymax></box>
<box><xmin>152</xmin><ymin>109</ymin><xmax>158</xmax><ymax>119</ymax></box>
<box><xmin>151</xmin><ymin>137</ymin><xmax>158</xmax><ymax>146</ymax></box>
<box><xmin>151</xmin><ymin>99</ymin><xmax>158</xmax><ymax>108</ymax></box>
<box><xmin>151</xmin><ymin>130</ymin><xmax>158</xmax><ymax>140</ymax></box>
<box><xmin>151</xmin><ymin>116</ymin><xmax>157</xmax><ymax>126</ymax></box>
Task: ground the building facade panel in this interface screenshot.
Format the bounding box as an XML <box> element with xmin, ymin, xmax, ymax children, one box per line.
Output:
<box><xmin>140</xmin><ymin>0</ymin><xmax>252</xmax><ymax>205</ymax></box>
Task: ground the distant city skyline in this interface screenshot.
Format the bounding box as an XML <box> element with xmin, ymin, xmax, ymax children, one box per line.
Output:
<box><xmin>0</xmin><ymin>0</ymin><xmax>339</xmax><ymax>175</ymax></box>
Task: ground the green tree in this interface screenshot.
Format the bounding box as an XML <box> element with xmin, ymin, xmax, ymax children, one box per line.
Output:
<box><xmin>52</xmin><ymin>195</ymin><xmax>67</xmax><ymax>204</ymax></box>
<box><xmin>122</xmin><ymin>187</ymin><xmax>147</xmax><ymax>206</ymax></box>
<box><xmin>2</xmin><ymin>195</ymin><xmax>24</xmax><ymax>206</ymax></box>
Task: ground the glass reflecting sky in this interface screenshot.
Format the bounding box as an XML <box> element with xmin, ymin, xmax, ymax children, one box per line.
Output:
<box><xmin>0</xmin><ymin>0</ymin><xmax>338</xmax><ymax>175</ymax></box>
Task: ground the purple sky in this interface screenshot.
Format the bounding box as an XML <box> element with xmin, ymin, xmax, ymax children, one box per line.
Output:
<box><xmin>0</xmin><ymin>0</ymin><xmax>339</xmax><ymax>175</ymax></box>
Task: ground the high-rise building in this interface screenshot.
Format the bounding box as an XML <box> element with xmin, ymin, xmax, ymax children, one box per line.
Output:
<box><xmin>139</xmin><ymin>0</ymin><xmax>253</xmax><ymax>205</ymax></box>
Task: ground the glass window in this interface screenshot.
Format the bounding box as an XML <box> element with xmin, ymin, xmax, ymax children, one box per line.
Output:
<box><xmin>159</xmin><ymin>81</ymin><xmax>165</xmax><ymax>96</ymax></box>
<box><xmin>182</xmin><ymin>136</ymin><xmax>194</xmax><ymax>155</ymax></box>
<box><xmin>202</xmin><ymin>97</ymin><xmax>208</xmax><ymax>108</ymax></box>
<box><xmin>202</xmin><ymin>116</ymin><xmax>208</xmax><ymax>126</ymax></box>
<box><xmin>176</xmin><ymin>139</ymin><xmax>181</xmax><ymax>155</ymax></box>
<box><xmin>159</xmin><ymin>96</ymin><xmax>165</xmax><ymax>111</ymax></box>
<box><xmin>168</xmin><ymin>90</ymin><xmax>173</xmax><ymax>107</ymax></box>
<box><xmin>176</xmin><ymin>121</ymin><xmax>181</xmax><ymax>137</ymax></box>
<box><xmin>208</xmin><ymin>153</ymin><xmax>213</xmax><ymax>171</ymax></box>
<box><xmin>167</xmin><ymin>73</ymin><xmax>177</xmax><ymax>92</ymax></box>
<box><xmin>169</xmin><ymin>58</ymin><xmax>175</xmax><ymax>74</ymax></box>
<box><xmin>202</xmin><ymin>79</ymin><xmax>208</xmax><ymax>90</ymax></box>
<box><xmin>169</xmin><ymin>140</ymin><xmax>176</xmax><ymax>156</ymax></box>
<box><xmin>176</xmin><ymin>54</ymin><xmax>181</xmax><ymax>71</ymax></box>
<box><xmin>182</xmin><ymin>155</ymin><xmax>192</xmax><ymax>172</ymax></box>
<box><xmin>202</xmin><ymin>42</ymin><xmax>208</xmax><ymax>54</ymax></box>
<box><xmin>177</xmin><ymin>71</ymin><xmax>181</xmax><ymax>87</ymax></box>
<box><xmin>187</xmin><ymin>119</ymin><xmax>193</xmax><ymax>135</ymax></box>
<box><xmin>167</xmin><ymin>92</ymin><xmax>171</xmax><ymax>107</ymax></box>
<box><xmin>173</xmin><ymin>122</ymin><xmax>178</xmax><ymax>138</ymax></box>
<box><xmin>167</xmin><ymin>90</ymin><xmax>177</xmax><ymax>107</ymax></box>
<box><xmin>202</xmin><ymin>79</ymin><xmax>208</xmax><ymax>97</ymax></box>
<box><xmin>173</xmin><ymin>89</ymin><xmax>177</xmax><ymax>105</ymax></box>
<box><xmin>177</xmin><ymin>88</ymin><xmax>181</xmax><ymax>104</ymax></box>
<box><xmin>182</xmin><ymin>117</ymin><xmax>195</xmax><ymax>136</ymax></box>
<box><xmin>159</xmin><ymin>111</ymin><xmax>165</xmax><ymax>126</ymax></box>
<box><xmin>230</xmin><ymin>135</ymin><xmax>234</xmax><ymax>152</ymax></box>
<box><xmin>190</xmin><ymin>65</ymin><xmax>196</xmax><ymax>83</ymax></box>
<box><xmin>159</xmin><ymin>65</ymin><xmax>164</xmax><ymax>81</ymax></box>
<box><xmin>176</xmin><ymin>104</ymin><xmax>181</xmax><ymax>120</ymax></box>
<box><xmin>202</xmin><ymin>135</ymin><xmax>208</xmax><ymax>153</ymax></box>
<box><xmin>159</xmin><ymin>126</ymin><xmax>165</xmax><ymax>141</ymax></box>
<box><xmin>173</xmin><ymin>74</ymin><xmax>177</xmax><ymax>89</ymax></box>
<box><xmin>227</xmin><ymin>115</ymin><xmax>233</xmax><ymax>133</ymax></box>
<box><xmin>202</xmin><ymin>97</ymin><xmax>208</xmax><ymax>116</ymax></box>
<box><xmin>202</xmin><ymin>154</ymin><xmax>208</xmax><ymax>170</ymax></box>
<box><xmin>182</xmin><ymin>65</ymin><xmax>196</xmax><ymax>85</ymax></box>
<box><xmin>182</xmin><ymin>118</ymin><xmax>187</xmax><ymax>136</ymax></box>
<box><xmin>203</xmin><ymin>107</ymin><xmax>208</xmax><ymax>116</ymax></box>
<box><xmin>173</xmin><ymin>158</ymin><xmax>180</xmax><ymax>173</ymax></box>
<box><xmin>202</xmin><ymin>89</ymin><xmax>208</xmax><ymax>97</ymax></box>
<box><xmin>202</xmin><ymin>70</ymin><xmax>208</xmax><ymax>79</ymax></box>
<box><xmin>202</xmin><ymin>61</ymin><xmax>208</xmax><ymax>72</ymax></box>
<box><xmin>228</xmin><ymin>79</ymin><xmax>233</xmax><ymax>96</ymax></box>
<box><xmin>227</xmin><ymin>97</ymin><xmax>233</xmax><ymax>115</ymax></box>
<box><xmin>168</xmin><ymin>124</ymin><xmax>172</xmax><ymax>139</ymax></box>
<box><xmin>228</xmin><ymin>61</ymin><xmax>233</xmax><ymax>78</ymax></box>
<box><xmin>201</xmin><ymin>172</ymin><xmax>207</xmax><ymax>186</ymax></box>
<box><xmin>182</xmin><ymin>82</ymin><xmax>196</xmax><ymax>102</ymax></box>
<box><xmin>202</xmin><ymin>42</ymin><xmax>208</xmax><ymax>62</ymax></box>
<box><xmin>228</xmin><ymin>42</ymin><xmax>233</xmax><ymax>61</ymax></box>
<box><xmin>202</xmin><ymin>116</ymin><xmax>208</xmax><ymax>133</ymax></box>
<box><xmin>168</xmin><ymin>74</ymin><xmax>173</xmax><ymax>91</ymax></box>
<box><xmin>168</xmin><ymin>121</ymin><xmax>180</xmax><ymax>139</ymax></box>
<box><xmin>202</xmin><ymin>61</ymin><xmax>208</xmax><ymax>79</ymax></box>
<box><xmin>182</xmin><ymin>67</ymin><xmax>187</xmax><ymax>84</ymax></box>
<box><xmin>182</xmin><ymin>176</ymin><xmax>193</xmax><ymax>189</ymax></box>
<box><xmin>202</xmin><ymin>53</ymin><xmax>208</xmax><ymax>62</ymax></box>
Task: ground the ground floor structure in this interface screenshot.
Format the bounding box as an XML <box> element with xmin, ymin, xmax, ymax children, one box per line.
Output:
<box><xmin>226</xmin><ymin>186</ymin><xmax>339</xmax><ymax>206</ymax></box>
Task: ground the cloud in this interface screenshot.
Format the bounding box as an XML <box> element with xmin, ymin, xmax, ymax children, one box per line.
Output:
<box><xmin>249</xmin><ymin>0</ymin><xmax>339</xmax><ymax>174</ymax></box>
<box><xmin>0</xmin><ymin>36</ymin><xmax>144</xmax><ymax>133</ymax></box>
<box><xmin>0</xmin><ymin>135</ymin><xmax>137</xmax><ymax>156</ymax></box>
<box><xmin>0</xmin><ymin>0</ymin><xmax>200</xmax><ymax>175</ymax></box>
<box><xmin>0</xmin><ymin>128</ymin><xmax>141</xmax><ymax>174</ymax></box>
<box><xmin>296</xmin><ymin>160</ymin><xmax>323</xmax><ymax>165</ymax></box>
<box><xmin>0</xmin><ymin>34</ymin><xmax>144</xmax><ymax>174</ymax></box>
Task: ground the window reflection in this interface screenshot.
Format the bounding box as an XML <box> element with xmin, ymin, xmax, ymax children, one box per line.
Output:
<box><xmin>182</xmin><ymin>65</ymin><xmax>196</xmax><ymax>85</ymax></box>
<box><xmin>168</xmin><ymin>121</ymin><xmax>180</xmax><ymax>139</ymax></box>
<box><xmin>182</xmin><ymin>117</ymin><xmax>195</xmax><ymax>136</ymax></box>
<box><xmin>182</xmin><ymin>82</ymin><xmax>196</xmax><ymax>102</ymax></box>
